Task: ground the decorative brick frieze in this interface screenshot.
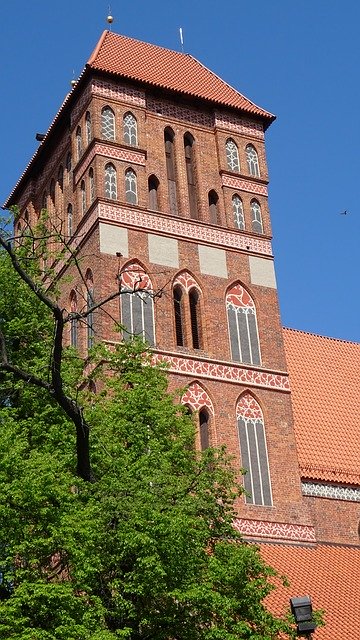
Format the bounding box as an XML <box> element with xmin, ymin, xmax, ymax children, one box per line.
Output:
<box><xmin>97</xmin><ymin>203</ymin><xmax>273</xmax><ymax>256</ymax></box>
<box><xmin>91</xmin><ymin>79</ymin><xmax>146</xmax><ymax>107</ymax></box>
<box><xmin>181</xmin><ymin>382</ymin><xmax>214</xmax><ymax>413</ymax></box>
<box><xmin>215</xmin><ymin>111</ymin><xmax>264</xmax><ymax>140</ymax></box>
<box><xmin>302</xmin><ymin>482</ymin><xmax>360</xmax><ymax>503</ymax></box>
<box><xmin>152</xmin><ymin>351</ymin><xmax>290</xmax><ymax>392</ymax></box>
<box><xmin>147</xmin><ymin>97</ymin><xmax>213</xmax><ymax>127</ymax></box>
<box><xmin>71</xmin><ymin>82</ymin><xmax>92</xmax><ymax>127</ymax></box>
<box><xmin>74</xmin><ymin>143</ymin><xmax>146</xmax><ymax>183</ymax></box>
<box><xmin>221</xmin><ymin>174</ymin><xmax>268</xmax><ymax>196</ymax></box>
<box><xmin>174</xmin><ymin>272</ymin><xmax>200</xmax><ymax>293</ymax></box>
<box><xmin>233</xmin><ymin>518</ymin><xmax>316</xmax><ymax>542</ymax></box>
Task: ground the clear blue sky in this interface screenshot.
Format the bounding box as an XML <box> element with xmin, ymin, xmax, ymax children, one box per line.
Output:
<box><xmin>1</xmin><ymin>1</ymin><xmax>359</xmax><ymax>342</ymax></box>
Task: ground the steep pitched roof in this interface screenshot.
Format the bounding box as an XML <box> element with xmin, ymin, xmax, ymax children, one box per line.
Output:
<box><xmin>283</xmin><ymin>328</ymin><xmax>360</xmax><ymax>485</ymax></box>
<box><xmin>87</xmin><ymin>30</ymin><xmax>275</xmax><ymax>123</ymax></box>
<box><xmin>261</xmin><ymin>542</ymin><xmax>360</xmax><ymax>640</ymax></box>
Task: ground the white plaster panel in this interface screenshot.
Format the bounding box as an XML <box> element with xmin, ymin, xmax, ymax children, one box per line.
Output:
<box><xmin>198</xmin><ymin>245</ymin><xmax>227</xmax><ymax>278</ymax></box>
<box><xmin>99</xmin><ymin>223</ymin><xmax>129</xmax><ymax>257</ymax></box>
<box><xmin>148</xmin><ymin>234</ymin><xmax>179</xmax><ymax>267</ymax></box>
<box><xmin>249</xmin><ymin>256</ymin><xmax>277</xmax><ymax>289</ymax></box>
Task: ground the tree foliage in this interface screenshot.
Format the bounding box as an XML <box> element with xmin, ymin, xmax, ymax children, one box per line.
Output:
<box><xmin>0</xmin><ymin>228</ymin><xmax>296</xmax><ymax>639</ymax></box>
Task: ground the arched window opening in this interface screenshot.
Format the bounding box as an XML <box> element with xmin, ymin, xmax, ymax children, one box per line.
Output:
<box><xmin>189</xmin><ymin>287</ymin><xmax>202</xmax><ymax>349</ymax></box>
<box><xmin>41</xmin><ymin>191</ymin><xmax>47</xmax><ymax>212</ymax></box>
<box><xmin>199</xmin><ymin>408</ymin><xmax>210</xmax><ymax>450</ymax></box>
<box><xmin>76</xmin><ymin>126</ymin><xmax>82</xmax><ymax>160</ymax></box>
<box><xmin>173</xmin><ymin>286</ymin><xmax>185</xmax><ymax>347</ymax></box>
<box><xmin>66</xmin><ymin>152</ymin><xmax>72</xmax><ymax>184</ymax></box>
<box><xmin>208</xmin><ymin>190</ymin><xmax>219</xmax><ymax>225</ymax></box>
<box><xmin>101</xmin><ymin>106</ymin><xmax>115</xmax><ymax>141</ymax></box>
<box><xmin>81</xmin><ymin>180</ymin><xmax>86</xmax><ymax>215</ymax></box>
<box><xmin>50</xmin><ymin>179</ymin><xmax>55</xmax><ymax>209</ymax></box>
<box><xmin>125</xmin><ymin>168</ymin><xmax>137</xmax><ymax>205</ymax></box>
<box><xmin>237</xmin><ymin>394</ymin><xmax>272</xmax><ymax>506</ymax></box>
<box><xmin>148</xmin><ymin>175</ymin><xmax>159</xmax><ymax>211</ymax></box>
<box><xmin>58</xmin><ymin>165</ymin><xmax>64</xmax><ymax>193</ymax></box>
<box><xmin>123</xmin><ymin>112</ymin><xmax>137</xmax><ymax>146</ymax></box>
<box><xmin>251</xmin><ymin>199</ymin><xmax>263</xmax><ymax>234</ymax></box>
<box><xmin>67</xmin><ymin>204</ymin><xmax>73</xmax><ymax>237</ymax></box>
<box><xmin>89</xmin><ymin>168</ymin><xmax>95</xmax><ymax>204</ymax></box>
<box><xmin>246</xmin><ymin>144</ymin><xmax>260</xmax><ymax>177</ymax></box>
<box><xmin>105</xmin><ymin>163</ymin><xmax>117</xmax><ymax>200</ymax></box>
<box><xmin>85</xmin><ymin>111</ymin><xmax>92</xmax><ymax>145</ymax></box>
<box><xmin>226</xmin><ymin>284</ymin><xmax>260</xmax><ymax>365</ymax></box>
<box><xmin>70</xmin><ymin>291</ymin><xmax>78</xmax><ymax>348</ymax></box>
<box><xmin>184</xmin><ymin>133</ymin><xmax>198</xmax><ymax>219</ymax></box>
<box><xmin>225</xmin><ymin>138</ymin><xmax>240</xmax><ymax>172</ymax></box>
<box><xmin>232</xmin><ymin>194</ymin><xmax>245</xmax><ymax>230</ymax></box>
<box><xmin>120</xmin><ymin>264</ymin><xmax>155</xmax><ymax>346</ymax></box>
<box><xmin>164</xmin><ymin>128</ymin><xmax>178</xmax><ymax>215</ymax></box>
<box><xmin>86</xmin><ymin>271</ymin><xmax>95</xmax><ymax>351</ymax></box>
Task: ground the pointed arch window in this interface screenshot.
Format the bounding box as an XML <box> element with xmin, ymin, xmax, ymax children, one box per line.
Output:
<box><xmin>57</xmin><ymin>166</ymin><xmax>64</xmax><ymax>193</ymax></box>
<box><xmin>181</xmin><ymin>383</ymin><xmax>214</xmax><ymax>450</ymax></box>
<box><xmin>164</xmin><ymin>128</ymin><xmax>178</xmax><ymax>215</ymax></box>
<box><xmin>232</xmin><ymin>194</ymin><xmax>245</xmax><ymax>230</ymax></box>
<box><xmin>199</xmin><ymin>408</ymin><xmax>210</xmax><ymax>450</ymax></box>
<box><xmin>251</xmin><ymin>199</ymin><xmax>263</xmax><ymax>234</ymax></box>
<box><xmin>41</xmin><ymin>192</ymin><xmax>47</xmax><ymax>211</ymax></box>
<box><xmin>50</xmin><ymin>179</ymin><xmax>55</xmax><ymax>209</ymax></box>
<box><xmin>184</xmin><ymin>133</ymin><xmax>198</xmax><ymax>219</ymax></box>
<box><xmin>67</xmin><ymin>204</ymin><xmax>73</xmax><ymax>237</ymax></box>
<box><xmin>173</xmin><ymin>286</ymin><xmax>185</xmax><ymax>346</ymax></box>
<box><xmin>148</xmin><ymin>175</ymin><xmax>159</xmax><ymax>211</ymax></box>
<box><xmin>189</xmin><ymin>287</ymin><xmax>202</xmax><ymax>349</ymax></box>
<box><xmin>66</xmin><ymin>152</ymin><xmax>72</xmax><ymax>184</ymax></box>
<box><xmin>89</xmin><ymin>168</ymin><xmax>95</xmax><ymax>204</ymax></box>
<box><xmin>85</xmin><ymin>111</ymin><xmax>92</xmax><ymax>145</ymax></box>
<box><xmin>120</xmin><ymin>264</ymin><xmax>155</xmax><ymax>346</ymax></box>
<box><xmin>86</xmin><ymin>271</ymin><xmax>95</xmax><ymax>351</ymax></box>
<box><xmin>226</xmin><ymin>138</ymin><xmax>240</xmax><ymax>172</ymax></box>
<box><xmin>123</xmin><ymin>112</ymin><xmax>137</xmax><ymax>146</ymax></box>
<box><xmin>101</xmin><ymin>106</ymin><xmax>115</xmax><ymax>141</ymax></box>
<box><xmin>237</xmin><ymin>394</ymin><xmax>272</xmax><ymax>506</ymax></box>
<box><xmin>208</xmin><ymin>190</ymin><xmax>219</xmax><ymax>225</ymax></box>
<box><xmin>76</xmin><ymin>126</ymin><xmax>82</xmax><ymax>160</ymax></box>
<box><xmin>105</xmin><ymin>163</ymin><xmax>117</xmax><ymax>200</ymax></box>
<box><xmin>125</xmin><ymin>168</ymin><xmax>137</xmax><ymax>205</ymax></box>
<box><xmin>81</xmin><ymin>180</ymin><xmax>86</xmax><ymax>215</ymax></box>
<box><xmin>70</xmin><ymin>290</ymin><xmax>78</xmax><ymax>348</ymax></box>
<box><xmin>226</xmin><ymin>284</ymin><xmax>260</xmax><ymax>365</ymax></box>
<box><xmin>246</xmin><ymin>144</ymin><xmax>260</xmax><ymax>177</ymax></box>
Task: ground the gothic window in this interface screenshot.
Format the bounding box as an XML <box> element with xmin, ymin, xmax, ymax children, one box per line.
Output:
<box><xmin>120</xmin><ymin>264</ymin><xmax>155</xmax><ymax>346</ymax></box>
<box><xmin>173</xmin><ymin>286</ymin><xmax>185</xmax><ymax>346</ymax></box>
<box><xmin>232</xmin><ymin>194</ymin><xmax>245</xmax><ymax>230</ymax></box>
<box><xmin>199</xmin><ymin>408</ymin><xmax>210</xmax><ymax>450</ymax></box>
<box><xmin>148</xmin><ymin>175</ymin><xmax>159</xmax><ymax>211</ymax></box>
<box><xmin>85</xmin><ymin>111</ymin><xmax>92</xmax><ymax>145</ymax></box>
<box><xmin>67</xmin><ymin>203</ymin><xmax>73</xmax><ymax>237</ymax></box>
<box><xmin>125</xmin><ymin>168</ymin><xmax>137</xmax><ymax>205</ymax></box>
<box><xmin>81</xmin><ymin>180</ymin><xmax>86</xmax><ymax>215</ymax></box>
<box><xmin>208</xmin><ymin>190</ymin><xmax>219</xmax><ymax>225</ymax></box>
<box><xmin>50</xmin><ymin>179</ymin><xmax>55</xmax><ymax>209</ymax></box>
<box><xmin>86</xmin><ymin>270</ymin><xmax>95</xmax><ymax>351</ymax></box>
<box><xmin>251</xmin><ymin>199</ymin><xmax>263</xmax><ymax>234</ymax></box>
<box><xmin>123</xmin><ymin>112</ymin><xmax>137</xmax><ymax>146</ymax></box>
<box><xmin>66</xmin><ymin>152</ymin><xmax>72</xmax><ymax>184</ymax></box>
<box><xmin>237</xmin><ymin>394</ymin><xmax>272</xmax><ymax>506</ymax></box>
<box><xmin>105</xmin><ymin>163</ymin><xmax>117</xmax><ymax>200</ymax></box>
<box><xmin>225</xmin><ymin>138</ymin><xmax>240</xmax><ymax>172</ymax></box>
<box><xmin>226</xmin><ymin>284</ymin><xmax>260</xmax><ymax>365</ymax></box>
<box><xmin>189</xmin><ymin>288</ymin><xmax>202</xmax><ymax>349</ymax></box>
<box><xmin>101</xmin><ymin>106</ymin><xmax>115</xmax><ymax>141</ymax></box>
<box><xmin>57</xmin><ymin>165</ymin><xmax>63</xmax><ymax>192</ymax></box>
<box><xmin>76</xmin><ymin>126</ymin><xmax>82</xmax><ymax>160</ymax></box>
<box><xmin>41</xmin><ymin>192</ymin><xmax>47</xmax><ymax>211</ymax></box>
<box><xmin>164</xmin><ymin>128</ymin><xmax>178</xmax><ymax>215</ymax></box>
<box><xmin>70</xmin><ymin>290</ymin><xmax>78</xmax><ymax>348</ymax></box>
<box><xmin>246</xmin><ymin>144</ymin><xmax>260</xmax><ymax>177</ymax></box>
<box><xmin>181</xmin><ymin>383</ymin><xmax>214</xmax><ymax>450</ymax></box>
<box><xmin>184</xmin><ymin>133</ymin><xmax>198</xmax><ymax>219</ymax></box>
<box><xmin>89</xmin><ymin>168</ymin><xmax>95</xmax><ymax>204</ymax></box>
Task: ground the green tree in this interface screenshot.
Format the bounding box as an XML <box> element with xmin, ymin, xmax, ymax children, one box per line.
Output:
<box><xmin>0</xmin><ymin>220</ymin><xmax>296</xmax><ymax>638</ymax></box>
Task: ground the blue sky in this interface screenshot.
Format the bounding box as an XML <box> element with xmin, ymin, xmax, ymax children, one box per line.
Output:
<box><xmin>1</xmin><ymin>1</ymin><xmax>359</xmax><ymax>342</ymax></box>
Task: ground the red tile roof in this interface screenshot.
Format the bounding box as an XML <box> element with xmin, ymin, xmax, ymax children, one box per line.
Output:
<box><xmin>261</xmin><ymin>542</ymin><xmax>360</xmax><ymax>640</ymax></box>
<box><xmin>283</xmin><ymin>328</ymin><xmax>360</xmax><ymax>485</ymax></box>
<box><xmin>87</xmin><ymin>31</ymin><xmax>275</xmax><ymax>123</ymax></box>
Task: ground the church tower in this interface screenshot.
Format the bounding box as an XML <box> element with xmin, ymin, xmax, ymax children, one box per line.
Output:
<box><xmin>6</xmin><ymin>30</ymin><xmax>314</xmax><ymax>543</ymax></box>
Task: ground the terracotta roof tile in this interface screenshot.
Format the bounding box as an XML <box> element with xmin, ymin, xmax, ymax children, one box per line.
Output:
<box><xmin>283</xmin><ymin>328</ymin><xmax>360</xmax><ymax>484</ymax></box>
<box><xmin>261</xmin><ymin>542</ymin><xmax>360</xmax><ymax>639</ymax></box>
<box><xmin>87</xmin><ymin>31</ymin><xmax>275</xmax><ymax>122</ymax></box>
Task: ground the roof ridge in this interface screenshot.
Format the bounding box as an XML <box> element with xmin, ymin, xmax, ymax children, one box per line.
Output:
<box><xmin>283</xmin><ymin>326</ymin><xmax>359</xmax><ymax>346</ymax></box>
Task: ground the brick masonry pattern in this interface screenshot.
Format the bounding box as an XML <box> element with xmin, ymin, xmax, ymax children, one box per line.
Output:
<box><xmin>233</xmin><ymin>518</ymin><xmax>316</xmax><ymax>542</ymax></box>
<box><xmin>181</xmin><ymin>382</ymin><xmax>214</xmax><ymax>413</ymax></box>
<box><xmin>75</xmin><ymin>143</ymin><xmax>146</xmax><ymax>183</ymax></box>
<box><xmin>221</xmin><ymin>174</ymin><xmax>268</xmax><ymax>196</ymax></box>
<box><xmin>302</xmin><ymin>482</ymin><xmax>360</xmax><ymax>503</ymax></box>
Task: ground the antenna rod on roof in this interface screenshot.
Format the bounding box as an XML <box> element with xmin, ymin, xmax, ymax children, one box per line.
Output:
<box><xmin>107</xmin><ymin>5</ymin><xmax>114</xmax><ymax>30</ymax></box>
<box><xmin>179</xmin><ymin>27</ymin><xmax>184</xmax><ymax>53</ymax></box>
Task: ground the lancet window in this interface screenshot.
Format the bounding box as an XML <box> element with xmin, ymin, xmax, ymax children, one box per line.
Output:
<box><xmin>226</xmin><ymin>284</ymin><xmax>260</xmax><ymax>365</ymax></box>
<box><xmin>120</xmin><ymin>263</ymin><xmax>155</xmax><ymax>346</ymax></box>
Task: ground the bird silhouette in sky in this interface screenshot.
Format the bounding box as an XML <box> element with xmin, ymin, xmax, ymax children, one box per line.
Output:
<box><xmin>339</xmin><ymin>210</ymin><xmax>349</xmax><ymax>215</ymax></box>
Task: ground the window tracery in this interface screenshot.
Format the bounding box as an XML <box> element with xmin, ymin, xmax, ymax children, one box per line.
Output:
<box><xmin>232</xmin><ymin>194</ymin><xmax>245</xmax><ymax>230</ymax></box>
<box><xmin>123</xmin><ymin>112</ymin><xmax>137</xmax><ymax>146</ymax></box>
<box><xmin>225</xmin><ymin>138</ymin><xmax>240</xmax><ymax>172</ymax></box>
<box><xmin>226</xmin><ymin>284</ymin><xmax>260</xmax><ymax>365</ymax></box>
<box><xmin>101</xmin><ymin>106</ymin><xmax>115</xmax><ymax>141</ymax></box>
<box><xmin>246</xmin><ymin>144</ymin><xmax>260</xmax><ymax>177</ymax></box>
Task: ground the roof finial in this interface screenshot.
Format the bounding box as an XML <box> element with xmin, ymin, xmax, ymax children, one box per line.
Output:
<box><xmin>179</xmin><ymin>27</ymin><xmax>184</xmax><ymax>53</ymax></box>
<box><xmin>70</xmin><ymin>69</ymin><xmax>77</xmax><ymax>89</ymax></box>
<box><xmin>107</xmin><ymin>5</ymin><xmax>114</xmax><ymax>29</ymax></box>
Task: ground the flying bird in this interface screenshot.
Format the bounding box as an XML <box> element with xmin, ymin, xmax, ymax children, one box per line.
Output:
<box><xmin>340</xmin><ymin>210</ymin><xmax>349</xmax><ymax>215</ymax></box>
